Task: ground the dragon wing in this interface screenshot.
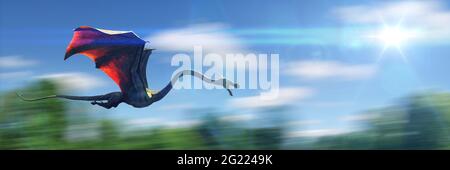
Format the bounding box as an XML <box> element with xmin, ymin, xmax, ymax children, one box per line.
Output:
<box><xmin>64</xmin><ymin>26</ymin><xmax>151</xmax><ymax>96</ymax></box>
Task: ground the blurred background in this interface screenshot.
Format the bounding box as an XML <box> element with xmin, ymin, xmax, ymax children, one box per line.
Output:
<box><xmin>1</xmin><ymin>0</ymin><xmax>450</xmax><ymax>149</ymax></box>
<box><xmin>0</xmin><ymin>80</ymin><xmax>449</xmax><ymax>149</ymax></box>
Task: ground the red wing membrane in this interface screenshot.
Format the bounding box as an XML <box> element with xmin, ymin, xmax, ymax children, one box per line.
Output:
<box><xmin>64</xmin><ymin>26</ymin><xmax>146</xmax><ymax>94</ymax></box>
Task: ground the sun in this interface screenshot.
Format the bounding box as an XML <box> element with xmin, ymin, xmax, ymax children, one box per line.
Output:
<box><xmin>377</xmin><ymin>26</ymin><xmax>413</xmax><ymax>47</ymax></box>
<box><xmin>368</xmin><ymin>19</ymin><xmax>418</xmax><ymax>62</ymax></box>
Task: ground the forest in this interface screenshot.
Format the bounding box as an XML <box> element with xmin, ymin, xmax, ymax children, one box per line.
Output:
<box><xmin>1</xmin><ymin>80</ymin><xmax>449</xmax><ymax>149</ymax></box>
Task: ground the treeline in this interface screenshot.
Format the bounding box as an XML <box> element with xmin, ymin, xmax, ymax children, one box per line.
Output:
<box><xmin>0</xmin><ymin>80</ymin><xmax>449</xmax><ymax>149</ymax></box>
<box><xmin>0</xmin><ymin>80</ymin><xmax>283</xmax><ymax>149</ymax></box>
<box><xmin>308</xmin><ymin>92</ymin><xmax>450</xmax><ymax>149</ymax></box>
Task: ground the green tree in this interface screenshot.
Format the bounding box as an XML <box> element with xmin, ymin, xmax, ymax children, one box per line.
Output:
<box><xmin>0</xmin><ymin>80</ymin><xmax>68</xmax><ymax>149</ymax></box>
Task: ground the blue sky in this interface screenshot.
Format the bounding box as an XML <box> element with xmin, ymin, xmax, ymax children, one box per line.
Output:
<box><xmin>1</xmin><ymin>0</ymin><xmax>450</xmax><ymax>137</ymax></box>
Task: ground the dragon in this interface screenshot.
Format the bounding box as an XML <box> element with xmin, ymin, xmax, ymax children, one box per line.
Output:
<box><xmin>17</xmin><ymin>26</ymin><xmax>238</xmax><ymax>109</ymax></box>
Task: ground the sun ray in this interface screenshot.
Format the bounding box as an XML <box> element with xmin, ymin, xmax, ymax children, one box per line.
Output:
<box><xmin>395</xmin><ymin>44</ymin><xmax>409</xmax><ymax>64</ymax></box>
<box><xmin>369</xmin><ymin>15</ymin><xmax>416</xmax><ymax>63</ymax></box>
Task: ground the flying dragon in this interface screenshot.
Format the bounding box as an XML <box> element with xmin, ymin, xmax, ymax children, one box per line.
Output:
<box><xmin>17</xmin><ymin>26</ymin><xmax>238</xmax><ymax>109</ymax></box>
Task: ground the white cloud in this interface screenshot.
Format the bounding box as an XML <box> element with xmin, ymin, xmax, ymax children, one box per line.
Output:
<box><xmin>333</xmin><ymin>0</ymin><xmax>450</xmax><ymax>42</ymax></box>
<box><xmin>286</xmin><ymin>128</ymin><xmax>349</xmax><ymax>138</ymax></box>
<box><xmin>125</xmin><ymin>118</ymin><xmax>201</xmax><ymax>129</ymax></box>
<box><xmin>0</xmin><ymin>56</ymin><xmax>38</xmax><ymax>68</ymax></box>
<box><xmin>0</xmin><ymin>71</ymin><xmax>32</xmax><ymax>79</ymax></box>
<box><xmin>340</xmin><ymin>113</ymin><xmax>379</xmax><ymax>122</ymax></box>
<box><xmin>126</xmin><ymin>118</ymin><xmax>162</xmax><ymax>127</ymax></box>
<box><xmin>298</xmin><ymin>101</ymin><xmax>353</xmax><ymax>107</ymax></box>
<box><xmin>229</xmin><ymin>87</ymin><xmax>314</xmax><ymax>109</ymax></box>
<box><xmin>146</xmin><ymin>23</ymin><xmax>270</xmax><ymax>76</ymax></box>
<box><xmin>146</xmin><ymin>23</ymin><xmax>244</xmax><ymax>53</ymax></box>
<box><xmin>35</xmin><ymin>72</ymin><xmax>106</xmax><ymax>91</ymax></box>
<box><xmin>220</xmin><ymin>113</ymin><xmax>256</xmax><ymax>122</ymax></box>
<box><xmin>163</xmin><ymin>120</ymin><xmax>202</xmax><ymax>128</ymax></box>
<box><xmin>287</xmin><ymin>120</ymin><xmax>321</xmax><ymax>126</ymax></box>
<box><xmin>285</xmin><ymin>60</ymin><xmax>376</xmax><ymax>80</ymax></box>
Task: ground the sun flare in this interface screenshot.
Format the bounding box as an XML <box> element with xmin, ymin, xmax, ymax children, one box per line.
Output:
<box><xmin>378</xmin><ymin>27</ymin><xmax>409</xmax><ymax>47</ymax></box>
<box><xmin>368</xmin><ymin>19</ymin><xmax>419</xmax><ymax>62</ymax></box>
<box><xmin>376</xmin><ymin>26</ymin><xmax>416</xmax><ymax>48</ymax></box>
